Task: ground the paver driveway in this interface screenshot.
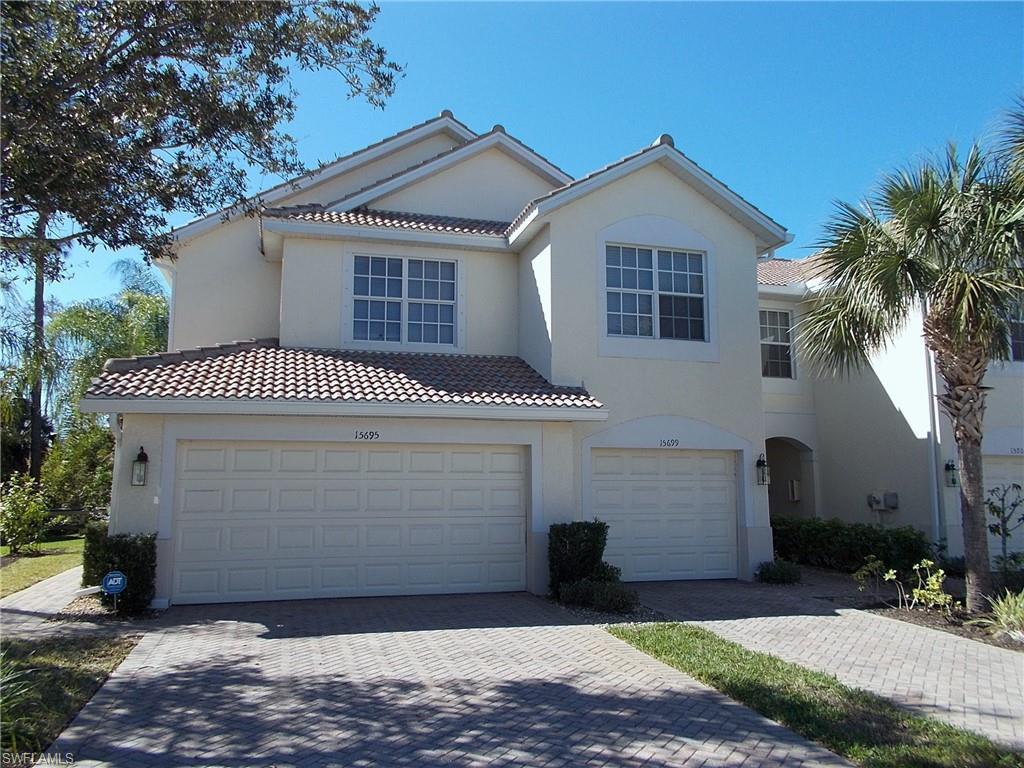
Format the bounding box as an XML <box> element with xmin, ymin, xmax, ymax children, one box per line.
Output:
<box><xmin>52</xmin><ymin>593</ymin><xmax>848</xmax><ymax>767</ymax></box>
<box><xmin>635</xmin><ymin>580</ymin><xmax>1024</xmax><ymax>750</ymax></box>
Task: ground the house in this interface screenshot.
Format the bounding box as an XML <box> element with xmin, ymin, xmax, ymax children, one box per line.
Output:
<box><xmin>756</xmin><ymin>256</ymin><xmax>1024</xmax><ymax>559</ymax></box>
<box><xmin>81</xmin><ymin>111</ymin><xmax>796</xmax><ymax>607</ymax></box>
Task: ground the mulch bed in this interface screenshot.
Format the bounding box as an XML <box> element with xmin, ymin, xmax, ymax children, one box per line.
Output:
<box><xmin>50</xmin><ymin>595</ymin><xmax>163</xmax><ymax>624</ymax></box>
<box><xmin>865</xmin><ymin>604</ymin><xmax>1022</xmax><ymax>652</ymax></box>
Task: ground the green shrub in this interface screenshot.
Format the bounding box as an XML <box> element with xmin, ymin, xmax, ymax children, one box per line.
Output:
<box><xmin>771</xmin><ymin>516</ymin><xmax>931</xmax><ymax>575</ymax></box>
<box><xmin>548</xmin><ymin>520</ymin><xmax>609</xmax><ymax>595</ymax></box>
<box><xmin>82</xmin><ymin>522</ymin><xmax>156</xmax><ymax>616</ymax></box>
<box><xmin>755</xmin><ymin>559</ymin><xmax>801</xmax><ymax>584</ymax></box>
<box><xmin>0</xmin><ymin>473</ymin><xmax>48</xmax><ymax>554</ymax></box>
<box><xmin>968</xmin><ymin>589</ymin><xmax>1024</xmax><ymax>641</ymax></box>
<box><xmin>558</xmin><ymin>578</ymin><xmax>639</xmax><ymax>613</ymax></box>
<box><xmin>592</xmin><ymin>561</ymin><xmax>622</xmax><ymax>583</ymax></box>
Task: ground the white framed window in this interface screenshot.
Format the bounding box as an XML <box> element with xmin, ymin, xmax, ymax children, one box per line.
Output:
<box><xmin>352</xmin><ymin>255</ymin><xmax>457</xmax><ymax>345</ymax></box>
<box><xmin>759</xmin><ymin>309</ymin><xmax>794</xmax><ymax>378</ymax></box>
<box><xmin>605</xmin><ymin>243</ymin><xmax>707</xmax><ymax>342</ymax></box>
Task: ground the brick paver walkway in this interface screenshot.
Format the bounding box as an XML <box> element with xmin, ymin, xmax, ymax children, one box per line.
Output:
<box><xmin>635</xmin><ymin>580</ymin><xmax>1024</xmax><ymax>749</ymax></box>
<box><xmin>52</xmin><ymin>593</ymin><xmax>849</xmax><ymax>767</ymax></box>
<box><xmin>0</xmin><ymin>565</ymin><xmax>83</xmax><ymax>635</ymax></box>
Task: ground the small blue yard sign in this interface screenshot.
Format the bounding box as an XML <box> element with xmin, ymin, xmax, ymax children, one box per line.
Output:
<box><xmin>102</xmin><ymin>571</ymin><xmax>127</xmax><ymax>595</ymax></box>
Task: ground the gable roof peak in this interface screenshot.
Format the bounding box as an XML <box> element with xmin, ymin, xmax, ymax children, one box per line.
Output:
<box><xmin>652</xmin><ymin>133</ymin><xmax>674</xmax><ymax>148</ymax></box>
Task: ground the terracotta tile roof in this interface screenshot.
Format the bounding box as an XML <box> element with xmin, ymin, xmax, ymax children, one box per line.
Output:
<box><xmin>84</xmin><ymin>340</ymin><xmax>603</xmax><ymax>411</ymax></box>
<box><xmin>756</xmin><ymin>256</ymin><xmax>822</xmax><ymax>286</ymax></box>
<box><xmin>263</xmin><ymin>206</ymin><xmax>510</xmax><ymax>237</ymax></box>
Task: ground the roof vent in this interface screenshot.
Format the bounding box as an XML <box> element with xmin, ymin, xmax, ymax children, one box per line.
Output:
<box><xmin>492</xmin><ymin>124</ymin><xmax>506</xmax><ymax>134</ymax></box>
<box><xmin>439</xmin><ymin>109</ymin><xmax>454</xmax><ymax>118</ymax></box>
<box><xmin>652</xmin><ymin>133</ymin><xmax>674</xmax><ymax>148</ymax></box>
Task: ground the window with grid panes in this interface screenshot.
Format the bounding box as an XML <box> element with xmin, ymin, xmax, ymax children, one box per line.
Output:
<box><xmin>759</xmin><ymin>309</ymin><xmax>794</xmax><ymax>378</ymax></box>
<box><xmin>353</xmin><ymin>255</ymin><xmax>457</xmax><ymax>345</ymax></box>
<box><xmin>605</xmin><ymin>244</ymin><xmax>706</xmax><ymax>341</ymax></box>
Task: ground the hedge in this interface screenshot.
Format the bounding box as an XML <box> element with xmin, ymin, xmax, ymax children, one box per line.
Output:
<box><xmin>771</xmin><ymin>516</ymin><xmax>931</xmax><ymax>575</ymax></box>
<box><xmin>548</xmin><ymin>520</ymin><xmax>609</xmax><ymax>596</ymax></box>
<box><xmin>82</xmin><ymin>523</ymin><xmax>157</xmax><ymax>616</ymax></box>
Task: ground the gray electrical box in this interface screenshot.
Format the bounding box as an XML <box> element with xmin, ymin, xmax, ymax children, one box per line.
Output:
<box><xmin>883</xmin><ymin>491</ymin><xmax>899</xmax><ymax>510</ymax></box>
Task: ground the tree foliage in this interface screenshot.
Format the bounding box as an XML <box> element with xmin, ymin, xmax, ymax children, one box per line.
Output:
<box><xmin>1</xmin><ymin>0</ymin><xmax>402</xmax><ymax>264</ymax></box>
<box><xmin>798</xmin><ymin>112</ymin><xmax>1024</xmax><ymax>611</ymax></box>
<box><xmin>41</xmin><ymin>421</ymin><xmax>114</xmax><ymax>511</ymax></box>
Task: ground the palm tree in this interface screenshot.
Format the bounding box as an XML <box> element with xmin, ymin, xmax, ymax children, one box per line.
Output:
<box><xmin>798</xmin><ymin>141</ymin><xmax>1023</xmax><ymax>612</ymax></box>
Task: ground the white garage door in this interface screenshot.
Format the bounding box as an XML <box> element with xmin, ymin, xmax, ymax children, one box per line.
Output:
<box><xmin>984</xmin><ymin>455</ymin><xmax>1024</xmax><ymax>558</ymax></box>
<box><xmin>591</xmin><ymin>448</ymin><xmax>738</xmax><ymax>581</ymax></box>
<box><xmin>172</xmin><ymin>440</ymin><xmax>527</xmax><ymax>604</ymax></box>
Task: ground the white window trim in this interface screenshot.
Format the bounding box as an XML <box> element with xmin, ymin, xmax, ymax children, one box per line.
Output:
<box><xmin>341</xmin><ymin>249</ymin><xmax>468</xmax><ymax>353</ymax></box>
<box><xmin>759</xmin><ymin>308</ymin><xmax>796</xmax><ymax>380</ymax></box>
<box><xmin>596</xmin><ymin>216</ymin><xmax>720</xmax><ymax>363</ymax></box>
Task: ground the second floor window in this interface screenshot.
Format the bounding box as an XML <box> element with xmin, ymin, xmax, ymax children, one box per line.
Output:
<box><xmin>760</xmin><ymin>309</ymin><xmax>794</xmax><ymax>378</ymax></box>
<box><xmin>1011</xmin><ymin>306</ymin><xmax>1024</xmax><ymax>362</ymax></box>
<box><xmin>353</xmin><ymin>255</ymin><xmax>457</xmax><ymax>345</ymax></box>
<box><xmin>605</xmin><ymin>244</ymin><xmax>706</xmax><ymax>341</ymax></box>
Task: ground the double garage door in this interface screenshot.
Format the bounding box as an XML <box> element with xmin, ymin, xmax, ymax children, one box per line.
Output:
<box><xmin>172</xmin><ymin>441</ymin><xmax>527</xmax><ymax>604</ymax></box>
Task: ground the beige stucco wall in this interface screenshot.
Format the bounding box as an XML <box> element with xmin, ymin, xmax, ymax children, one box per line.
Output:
<box><xmin>517</xmin><ymin>226</ymin><xmax>553</xmax><ymax>380</ymax></box>
<box><xmin>279</xmin><ymin>236</ymin><xmax>519</xmax><ymax>355</ymax></box>
<box><xmin>539</xmin><ymin>162</ymin><xmax>774</xmax><ymax>576</ymax></box>
<box><xmin>373</xmin><ymin>148</ymin><xmax>556</xmax><ymax>222</ymax></box>
<box><xmin>169</xmin><ymin>218</ymin><xmax>282</xmax><ymax>350</ymax></box>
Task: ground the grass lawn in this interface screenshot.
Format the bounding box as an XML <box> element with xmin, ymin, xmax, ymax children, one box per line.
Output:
<box><xmin>0</xmin><ymin>536</ymin><xmax>85</xmax><ymax>598</ymax></box>
<box><xmin>0</xmin><ymin>635</ymin><xmax>138</xmax><ymax>755</ymax></box>
<box><xmin>610</xmin><ymin>622</ymin><xmax>1023</xmax><ymax>768</ymax></box>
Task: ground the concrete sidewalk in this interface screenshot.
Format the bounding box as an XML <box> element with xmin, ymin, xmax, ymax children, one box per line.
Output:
<box><xmin>0</xmin><ymin>565</ymin><xmax>83</xmax><ymax>636</ymax></box>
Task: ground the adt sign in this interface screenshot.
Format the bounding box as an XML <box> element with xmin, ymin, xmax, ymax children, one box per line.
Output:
<box><xmin>102</xmin><ymin>571</ymin><xmax>127</xmax><ymax>595</ymax></box>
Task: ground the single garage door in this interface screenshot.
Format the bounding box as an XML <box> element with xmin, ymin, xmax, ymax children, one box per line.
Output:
<box><xmin>172</xmin><ymin>440</ymin><xmax>527</xmax><ymax>604</ymax></box>
<box><xmin>984</xmin><ymin>454</ymin><xmax>1024</xmax><ymax>558</ymax></box>
<box><xmin>591</xmin><ymin>448</ymin><xmax>738</xmax><ymax>581</ymax></box>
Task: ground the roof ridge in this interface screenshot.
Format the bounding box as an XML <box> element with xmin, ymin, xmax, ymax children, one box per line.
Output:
<box><xmin>357</xmin><ymin>207</ymin><xmax>512</xmax><ymax>228</ymax></box>
<box><xmin>102</xmin><ymin>338</ymin><xmax>279</xmax><ymax>374</ymax></box>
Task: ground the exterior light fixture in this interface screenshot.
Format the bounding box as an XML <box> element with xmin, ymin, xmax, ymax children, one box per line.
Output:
<box><xmin>944</xmin><ymin>460</ymin><xmax>958</xmax><ymax>488</ymax></box>
<box><xmin>756</xmin><ymin>453</ymin><xmax>771</xmax><ymax>486</ymax></box>
<box><xmin>131</xmin><ymin>446</ymin><xmax>149</xmax><ymax>487</ymax></box>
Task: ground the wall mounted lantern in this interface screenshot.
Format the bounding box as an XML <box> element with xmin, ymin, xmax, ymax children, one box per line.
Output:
<box><xmin>756</xmin><ymin>453</ymin><xmax>771</xmax><ymax>486</ymax></box>
<box><xmin>944</xmin><ymin>460</ymin><xmax>958</xmax><ymax>488</ymax></box>
<box><xmin>131</xmin><ymin>446</ymin><xmax>149</xmax><ymax>487</ymax></box>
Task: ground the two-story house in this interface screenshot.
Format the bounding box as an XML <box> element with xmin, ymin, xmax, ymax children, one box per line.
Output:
<box><xmin>756</xmin><ymin>256</ymin><xmax>1024</xmax><ymax>560</ymax></box>
<box><xmin>81</xmin><ymin>112</ymin><xmax>792</xmax><ymax>607</ymax></box>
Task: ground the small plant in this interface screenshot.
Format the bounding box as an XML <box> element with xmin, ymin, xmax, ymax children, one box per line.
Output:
<box><xmin>755</xmin><ymin>559</ymin><xmax>801</xmax><ymax>584</ymax></box>
<box><xmin>853</xmin><ymin>555</ymin><xmax>888</xmax><ymax>602</ymax></box>
<box><xmin>0</xmin><ymin>472</ymin><xmax>48</xmax><ymax>554</ymax></box>
<box><xmin>884</xmin><ymin>559</ymin><xmax>961</xmax><ymax>617</ymax></box>
<box><xmin>967</xmin><ymin>589</ymin><xmax>1024</xmax><ymax>643</ymax></box>
<box><xmin>0</xmin><ymin>650</ymin><xmax>34</xmax><ymax>753</ymax></box>
<box><xmin>986</xmin><ymin>483</ymin><xmax>1023</xmax><ymax>582</ymax></box>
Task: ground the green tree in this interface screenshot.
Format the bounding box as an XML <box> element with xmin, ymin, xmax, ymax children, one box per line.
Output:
<box><xmin>1</xmin><ymin>1</ymin><xmax>402</xmax><ymax>477</ymax></box>
<box><xmin>41</xmin><ymin>420</ymin><xmax>114</xmax><ymax>512</ymax></box>
<box><xmin>799</xmin><ymin>137</ymin><xmax>1024</xmax><ymax>611</ymax></box>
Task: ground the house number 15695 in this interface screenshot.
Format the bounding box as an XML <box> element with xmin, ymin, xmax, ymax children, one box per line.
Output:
<box><xmin>354</xmin><ymin>430</ymin><xmax>380</xmax><ymax>440</ymax></box>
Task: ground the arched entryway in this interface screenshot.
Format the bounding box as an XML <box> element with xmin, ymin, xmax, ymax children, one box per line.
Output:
<box><xmin>766</xmin><ymin>436</ymin><xmax>817</xmax><ymax>521</ymax></box>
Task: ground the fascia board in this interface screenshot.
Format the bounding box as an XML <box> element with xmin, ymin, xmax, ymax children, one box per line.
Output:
<box><xmin>79</xmin><ymin>397</ymin><xmax>608</xmax><ymax>422</ymax></box>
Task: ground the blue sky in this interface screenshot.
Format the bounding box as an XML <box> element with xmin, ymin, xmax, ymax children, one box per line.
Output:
<box><xmin>33</xmin><ymin>1</ymin><xmax>1024</xmax><ymax>306</ymax></box>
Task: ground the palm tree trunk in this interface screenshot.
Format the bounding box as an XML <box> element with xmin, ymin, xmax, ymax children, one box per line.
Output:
<box><xmin>957</xmin><ymin>438</ymin><xmax>993</xmax><ymax>610</ymax></box>
<box><xmin>927</xmin><ymin>326</ymin><xmax>994</xmax><ymax>612</ymax></box>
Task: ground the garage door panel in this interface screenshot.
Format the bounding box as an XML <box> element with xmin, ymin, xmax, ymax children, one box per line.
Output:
<box><xmin>593</xmin><ymin>448</ymin><xmax>738</xmax><ymax>581</ymax></box>
<box><xmin>983</xmin><ymin>455</ymin><xmax>1024</xmax><ymax>558</ymax></box>
<box><xmin>173</xmin><ymin>441</ymin><xmax>527</xmax><ymax>603</ymax></box>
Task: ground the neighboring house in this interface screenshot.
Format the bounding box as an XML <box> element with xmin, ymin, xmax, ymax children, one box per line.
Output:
<box><xmin>84</xmin><ymin>110</ymin><xmax>818</xmax><ymax>608</ymax></box>
<box><xmin>757</xmin><ymin>257</ymin><xmax>1024</xmax><ymax>559</ymax></box>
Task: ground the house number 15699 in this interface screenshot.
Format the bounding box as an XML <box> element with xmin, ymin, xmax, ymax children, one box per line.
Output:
<box><xmin>354</xmin><ymin>430</ymin><xmax>380</xmax><ymax>440</ymax></box>
<box><xmin>660</xmin><ymin>439</ymin><xmax>679</xmax><ymax>447</ymax></box>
